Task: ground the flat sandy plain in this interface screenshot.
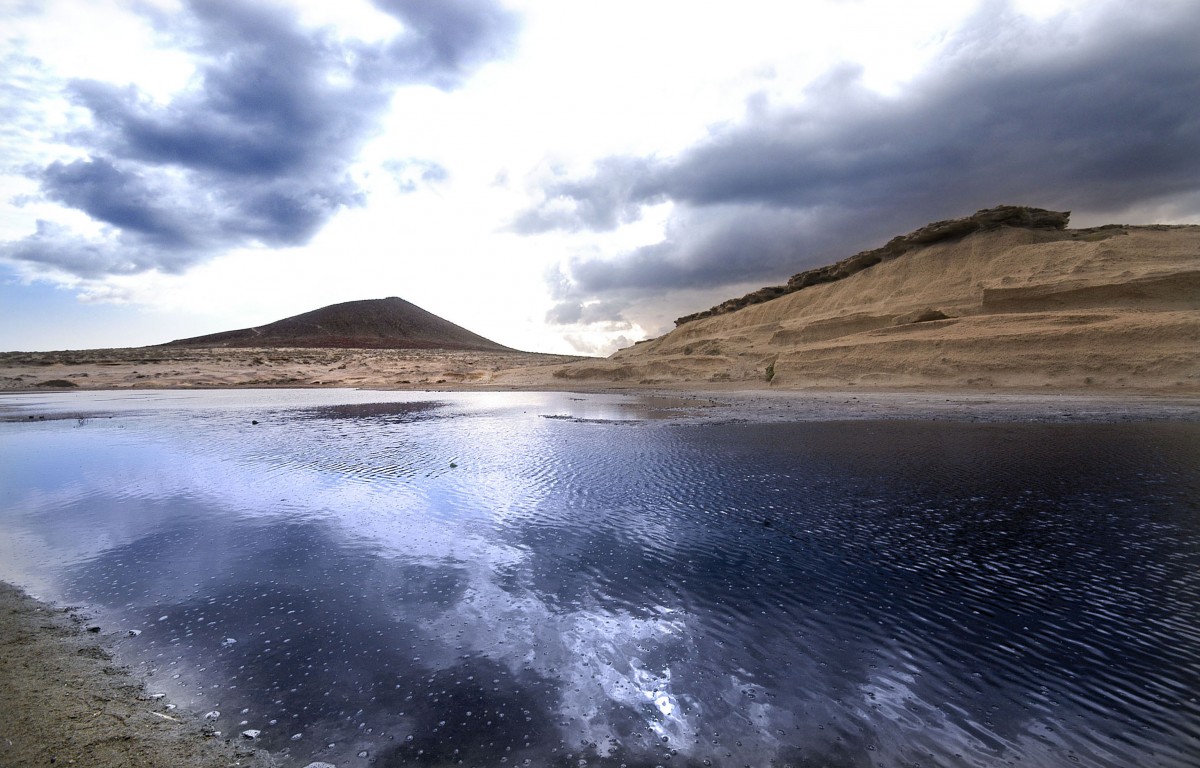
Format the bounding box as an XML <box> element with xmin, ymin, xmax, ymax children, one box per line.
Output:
<box><xmin>0</xmin><ymin>346</ymin><xmax>585</xmax><ymax>392</ymax></box>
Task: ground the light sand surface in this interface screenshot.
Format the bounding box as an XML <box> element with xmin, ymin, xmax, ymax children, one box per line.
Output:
<box><xmin>560</xmin><ymin>224</ymin><xmax>1200</xmax><ymax>393</ymax></box>
<box><xmin>0</xmin><ymin>582</ymin><xmax>277</xmax><ymax>768</ymax></box>
<box><xmin>0</xmin><ymin>347</ymin><xmax>584</xmax><ymax>392</ymax></box>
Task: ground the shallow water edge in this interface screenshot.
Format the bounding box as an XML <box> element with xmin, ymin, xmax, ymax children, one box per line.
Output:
<box><xmin>4</xmin><ymin>387</ymin><xmax>1199</xmax><ymax>425</ymax></box>
<box><xmin>2</xmin><ymin>390</ymin><xmax>1198</xmax><ymax>768</ymax></box>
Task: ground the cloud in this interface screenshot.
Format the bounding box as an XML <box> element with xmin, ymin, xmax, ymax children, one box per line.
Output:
<box><xmin>383</xmin><ymin>158</ymin><xmax>450</xmax><ymax>193</ymax></box>
<box><xmin>368</xmin><ymin>0</ymin><xmax>519</xmax><ymax>86</ymax></box>
<box><xmin>510</xmin><ymin>157</ymin><xmax>661</xmax><ymax>234</ymax></box>
<box><xmin>545</xmin><ymin>298</ymin><xmax>629</xmax><ymax>325</ymax></box>
<box><xmin>529</xmin><ymin>1</ymin><xmax>1200</xmax><ymax>310</ymax></box>
<box><xmin>4</xmin><ymin>220</ymin><xmax>200</xmax><ymax>279</ymax></box>
<box><xmin>3</xmin><ymin>0</ymin><xmax>518</xmax><ymax>279</ymax></box>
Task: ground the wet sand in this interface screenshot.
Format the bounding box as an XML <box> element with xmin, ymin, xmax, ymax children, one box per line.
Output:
<box><xmin>0</xmin><ymin>582</ymin><xmax>277</xmax><ymax>768</ymax></box>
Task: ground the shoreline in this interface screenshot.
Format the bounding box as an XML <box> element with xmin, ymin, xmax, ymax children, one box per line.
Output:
<box><xmin>3</xmin><ymin>386</ymin><xmax>1199</xmax><ymax>425</ymax></box>
<box><xmin>3</xmin><ymin>344</ymin><xmax>1197</xmax><ymax>397</ymax></box>
<box><xmin>526</xmin><ymin>388</ymin><xmax>1200</xmax><ymax>423</ymax></box>
<box><xmin>0</xmin><ymin>582</ymin><xmax>277</xmax><ymax>768</ymax></box>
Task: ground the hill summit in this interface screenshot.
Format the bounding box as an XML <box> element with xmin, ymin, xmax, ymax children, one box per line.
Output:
<box><xmin>163</xmin><ymin>297</ymin><xmax>512</xmax><ymax>352</ymax></box>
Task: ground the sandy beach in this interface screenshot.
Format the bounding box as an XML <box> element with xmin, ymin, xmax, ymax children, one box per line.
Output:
<box><xmin>0</xmin><ymin>582</ymin><xmax>277</xmax><ymax>768</ymax></box>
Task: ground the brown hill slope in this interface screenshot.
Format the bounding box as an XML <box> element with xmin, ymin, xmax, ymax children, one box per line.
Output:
<box><xmin>553</xmin><ymin>206</ymin><xmax>1200</xmax><ymax>392</ymax></box>
<box><xmin>162</xmin><ymin>297</ymin><xmax>513</xmax><ymax>351</ymax></box>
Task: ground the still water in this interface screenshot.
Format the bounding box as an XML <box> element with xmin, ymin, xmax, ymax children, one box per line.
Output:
<box><xmin>1</xmin><ymin>390</ymin><xmax>1198</xmax><ymax>768</ymax></box>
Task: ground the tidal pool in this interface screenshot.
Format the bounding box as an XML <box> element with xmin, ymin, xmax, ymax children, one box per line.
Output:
<box><xmin>1</xmin><ymin>390</ymin><xmax>1198</xmax><ymax>767</ymax></box>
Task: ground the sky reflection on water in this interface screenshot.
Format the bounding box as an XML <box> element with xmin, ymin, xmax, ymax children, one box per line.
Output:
<box><xmin>1</xmin><ymin>390</ymin><xmax>1198</xmax><ymax>767</ymax></box>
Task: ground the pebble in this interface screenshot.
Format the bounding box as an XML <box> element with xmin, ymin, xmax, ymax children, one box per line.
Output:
<box><xmin>303</xmin><ymin>763</ymin><xmax>337</xmax><ymax>768</ymax></box>
<box><xmin>241</xmin><ymin>729</ymin><xmax>262</xmax><ymax>739</ymax></box>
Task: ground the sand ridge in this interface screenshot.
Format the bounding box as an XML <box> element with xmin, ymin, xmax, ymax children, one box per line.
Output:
<box><xmin>555</xmin><ymin>220</ymin><xmax>1200</xmax><ymax>393</ymax></box>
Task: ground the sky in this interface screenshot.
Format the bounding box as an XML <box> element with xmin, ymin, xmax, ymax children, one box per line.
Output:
<box><xmin>2</xmin><ymin>0</ymin><xmax>1198</xmax><ymax>354</ymax></box>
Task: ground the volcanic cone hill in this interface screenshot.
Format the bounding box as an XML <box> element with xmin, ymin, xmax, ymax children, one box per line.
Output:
<box><xmin>163</xmin><ymin>297</ymin><xmax>513</xmax><ymax>351</ymax></box>
<box><xmin>553</xmin><ymin>205</ymin><xmax>1200</xmax><ymax>392</ymax></box>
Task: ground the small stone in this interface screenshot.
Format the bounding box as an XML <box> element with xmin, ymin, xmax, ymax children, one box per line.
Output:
<box><xmin>204</xmin><ymin>710</ymin><xmax>220</xmax><ymax>720</ymax></box>
<box><xmin>127</xmin><ymin>629</ymin><xmax>142</xmax><ymax>637</ymax></box>
<box><xmin>303</xmin><ymin>763</ymin><xmax>337</xmax><ymax>768</ymax></box>
<box><xmin>87</xmin><ymin>625</ymin><xmax>101</xmax><ymax>633</ymax></box>
<box><xmin>241</xmin><ymin>729</ymin><xmax>261</xmax><ymax>739</ymax></box>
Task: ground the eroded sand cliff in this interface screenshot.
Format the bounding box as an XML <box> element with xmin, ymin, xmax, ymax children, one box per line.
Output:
<box><xmin>552</xmin><ymin>207</ymin><xmax>1199</xmax><ymax>392</ymax></box>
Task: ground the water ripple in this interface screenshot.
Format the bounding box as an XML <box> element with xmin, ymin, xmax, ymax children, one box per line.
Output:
<box><xmin>1</xmin><ymin>395</ymin><xmax>1198</xmax><ymax>767</ymax></box>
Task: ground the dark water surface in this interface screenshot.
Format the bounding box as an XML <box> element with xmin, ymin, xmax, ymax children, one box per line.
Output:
<box><xmin>1</xmin><ymin>390</ymin><xmax>1198</xmax><ymax>768</ymax></box>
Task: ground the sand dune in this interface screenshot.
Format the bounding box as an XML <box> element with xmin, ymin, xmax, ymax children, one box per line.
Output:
<box><xmin>552</xmin><ymin>208</ymin><xmax>1200</xmax><ymax>393</ymax></box>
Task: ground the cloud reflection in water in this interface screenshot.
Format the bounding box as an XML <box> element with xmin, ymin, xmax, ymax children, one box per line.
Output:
<box><xmin>1</xmin><ymin>391</ymin><xmax>1198</xmax><ymax>767</ymax></box>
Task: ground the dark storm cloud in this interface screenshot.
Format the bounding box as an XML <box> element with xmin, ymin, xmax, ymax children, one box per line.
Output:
<box><xmin>545</xmin><ymin>297</ymin><xmax>629</xmax><ymax>325</ymax></box>
<box><xmin>531</xmin><ymin>1</ymin><xmax>1200</xmax><ymax>307</ymax></box>
<box><xmin>3</xmin><ymin>0</ymin><xmax>518</xmax><ymax>278</ymax></box>
<box><xmin>40</xmin><ymin>158</ymin><xmax>196</xmax><ymax>247</ymax></box>
<box><xmin>368</xmin><ymin>0</ymin><xmax>519</xmax><ymax>86</ymax></box>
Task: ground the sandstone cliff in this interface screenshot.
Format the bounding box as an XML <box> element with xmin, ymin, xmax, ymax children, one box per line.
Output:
<box><xmin>553</xmin><ymin>206</ymin><xmax>1200</xmax><ymax>392</ymax></box>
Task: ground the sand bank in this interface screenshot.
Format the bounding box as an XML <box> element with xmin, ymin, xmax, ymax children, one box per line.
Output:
<box><xmin>0</xmin><ymin>582</ymin><xmax>277</xmax><ymax>768</ymax></box>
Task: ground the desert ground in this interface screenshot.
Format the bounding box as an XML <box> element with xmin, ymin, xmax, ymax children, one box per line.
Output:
<box><xmin>0</xmin><ymin>347</ymin><xmax>587</xmax><ymax>392</ymax></box>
